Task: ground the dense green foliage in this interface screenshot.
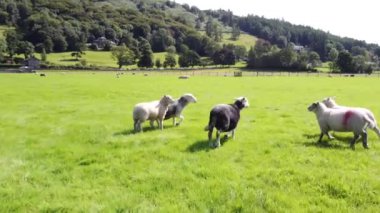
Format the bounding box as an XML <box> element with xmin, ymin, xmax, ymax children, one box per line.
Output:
<box><xmin>0</xmin><ymin>0</ymin><xmax>379</xmax><ymax>71</ymax></box>
<box><xmin>1</xmin><ymin>73</ymin><xmax>380</xmax><ymax>211</ymax></box>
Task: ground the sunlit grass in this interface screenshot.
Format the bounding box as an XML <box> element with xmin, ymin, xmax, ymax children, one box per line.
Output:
<box><xmin>221</xmin><ymin>32</ymin><xmax>257</xmax><ymax>49</ymax></box>
<box><xmin>1</xmin><ymin>73</ymin><xmax>380</xmax><ymax>211</ymax></box>
<box><xmin>44</xmin><ymin>51</ymin><xmax>180</xmax><ymax>68</ymax></box>
<box><xmin>0</xmin><ymin>25</ymin><xmax>13</xmax><ymax>39</ymax></box>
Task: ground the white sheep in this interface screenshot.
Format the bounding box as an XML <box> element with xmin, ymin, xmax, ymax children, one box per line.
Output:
<box><xmin>308</xmin><ymin>101</ymin><xmax>376</xmax><ymax>149</ymax></box>
<box><xmin>133</xmin><ymin>95</ymin><xmax>175</xmax><ymax>132</ymax></box>
<box><xmin>164</xmin><ymin>93</ymin><xmax>197</xmax><ymax>126</ymax></box>
<box><xmin>322</xmin><ymin>97</ymin><xmax>380</xmax><ymax>138</ymax></box>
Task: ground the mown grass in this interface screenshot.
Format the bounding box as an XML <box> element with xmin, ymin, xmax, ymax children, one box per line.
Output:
<box><xmin>45</xmin><ymin>51</ymin><xmax>179</xmax><ymax>68</ymax></box>
<box><xmin>1</xmin><ymin>73</ymin><xmax>380</xmax><ymax>211</ymax></box>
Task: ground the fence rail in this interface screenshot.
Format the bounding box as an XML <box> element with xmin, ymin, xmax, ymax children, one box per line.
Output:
<box><xmin>114</xmin><ymin>70</ymin><xmax>380</xmax><ymax>78</ymax></box>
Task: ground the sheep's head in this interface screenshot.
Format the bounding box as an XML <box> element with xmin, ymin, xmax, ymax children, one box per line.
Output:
<box><xmin>234</xmin><ymin>97</ymin><xmax>249</xmax><ymax>109</ymax></box>
<box><xmin>160</xmin><ymin>95</ymin><xmax>175</xmax><ymax>105</ymax></box>
<box><xmin>181</xmin><ymin>93</ymin><xmax>197</xmax><ymax>103</ymax></box>
<box><xmin>307</xmin><ymin>102</ymin><xmax>319</xmax><ymax>112</ymax></box>
<box><xmin>321</xmin><ymin>96</ymin><xmax>337</xmax><ymax>108</ymax></box>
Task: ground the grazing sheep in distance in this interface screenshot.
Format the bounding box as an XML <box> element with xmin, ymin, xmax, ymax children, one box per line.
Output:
<box><xmin>205</xmin><ymin>97</ymin><xmax>249</xmax><ymax>148</ymax></box>
<box><xmin>178</xmin><ymin>75</ymin><xmax>190</xmax><ymax>79</ymax></box>
<box><xmin>308</xmin><ymin>101</ymin><xmax>377</xmax><ymax>149</ymax></box>
<box><xmin>322</xmin><ymin>97</ymin><xmax>380</xmax><ymax>138</ymax></box>
<box><xmin>164</xmin><ymin>93</ymin><xmax>197</xmax><ymax>126</ymax></box>
<box><xmin>133</xmin><ymin>95</ymin><xmax>175</xmax><ymax>132</ymax></box>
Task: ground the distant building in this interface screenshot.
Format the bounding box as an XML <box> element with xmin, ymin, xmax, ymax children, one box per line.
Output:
<box><xmin>19</xmin><ymin>56</ymin><xmax>40</xmax><ymax>72</ymax></box>
<box><xmin>293</xmin><ymin>45</ymin><xmax>305</xmax><ymax>52</ymax></box>
<box><xmin>91</xmin><ymin>37</ymin><xmax>117</xmax><ymax>50</ymax></box>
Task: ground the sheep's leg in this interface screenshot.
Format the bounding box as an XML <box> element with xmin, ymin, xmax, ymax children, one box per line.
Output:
<box><xmin>327</xmin><ymin>132</ymin><xmax>334</xmax><ymax>140</ymax></box>
<box><xmin>317</xmin><ymin>132</ymin><xmax>324</xmax><ymax>142</ymax></box>
<box><xmin>374</xmin><ymin>126</ymin><xmax>380</xmax><ymax>138</ymax></box>
<box><xmin>361</xmin><ymin>132</ymin><xmax>369</xmax><ymax>149</ymax></box>
<box><xmin>150</xmin><ymin>120</ymin><xmax>155</xmax><ymax>128</ymax></box>
<box><xmin>133</xmin><ymin>120</ymin><xmax>137</xmax><ymax>132</ymax></box>
<box><xmin>215</xmin><ymin>130</ymin><xmax>221</xmax><ymax>148</ymax></box>
<box><xmin>158</xmin><ymin>120</ymin><xmax>163</xmax><ymax>130</ymax></box>
<box><xmin>177</xmin><ymin>115</ymin><xmax>184</xmax><ymax>126</ymax></box>
<box><xmin>172</xmin><ymin>117</ymin><xmax>176</xmax><ymax>126</ymax></box>
<box><xmin>135</xmin><ymin>120</ymin><xmax>142</xmax><ymax>132</ymax></box>
<box><xmin>208</xmin><ymin>128</ymin><xmax>214</xmax><ymax>147</ymax></box>
<box><xmin>224</xmin><ymin>130</ymin><xmax>235</xmax><ymax>140</ymax></box>
<box><xmin>350</xmin><ymin>134</ymin><xmax>360</xmax><ymax>150</ymax></box>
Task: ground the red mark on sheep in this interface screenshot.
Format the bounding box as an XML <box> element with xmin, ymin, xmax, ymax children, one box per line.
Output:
<box><xmin>343</xmin><ymin>110</ymin><xmax>354</xmax><ymax>127</ymax></box>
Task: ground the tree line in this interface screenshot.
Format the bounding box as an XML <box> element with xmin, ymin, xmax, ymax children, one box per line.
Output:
<box><xmin>0</xmin><ymin>0</ymin><xmax>379</xmax><ymax>73</ymax></box>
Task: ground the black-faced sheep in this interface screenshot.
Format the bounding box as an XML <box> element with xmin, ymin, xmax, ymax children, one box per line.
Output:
<box><xmin>133</xmin><ymin>95</ymin><xmax>175</xmax><ymax>132</ymax></box>
<box><xmin>204</xmin><ymin>97</ymin><xmax>249</xmax><ymax>148</ymax></box>
<box><xmin>164</xmin><ymin>93</ymin><xmax>197</xmax><ymax>126</ymax></box>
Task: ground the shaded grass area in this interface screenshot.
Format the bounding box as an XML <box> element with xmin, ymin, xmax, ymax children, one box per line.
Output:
<box><xmin>0</xmin><ymin>73</ymin><xmax>380</xmax><ymax>211</ymax></box>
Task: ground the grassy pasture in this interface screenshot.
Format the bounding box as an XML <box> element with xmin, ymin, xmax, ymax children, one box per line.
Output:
<box><xmin>221</xmin><ymin>32</ymin><xmax>257</xmax><ymax>49</ymax></box>
<box><xmin>1</xmin><ymin>73</ymin><xmax>380</xmax><ymax>211</ymax></box>
<box><xmin>45</xmin><ymin>51</ymin><xmax>179</xmax><ymax>68</ymax></box>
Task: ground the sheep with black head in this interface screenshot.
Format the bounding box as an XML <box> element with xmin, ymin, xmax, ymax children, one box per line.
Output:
<box><xmin>204</xmin><ymin>97</ymin><xmax>249</xmax><ymax>148</ymax></box>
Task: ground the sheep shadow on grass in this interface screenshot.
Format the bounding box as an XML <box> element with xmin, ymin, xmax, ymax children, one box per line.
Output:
<box><xmin>114</xmin><ymin>125</ymin><xmax>177</xmax><ymax>136</ymax></box>
<box><xmin>186</xmin><ymin>136</ymin><xmax>231</xmax><ymax>152</ymax></box>
<box><xmin>302</xmin><ymin>133</ymin><xmax>362</xmax><ymax>150</ymax></box>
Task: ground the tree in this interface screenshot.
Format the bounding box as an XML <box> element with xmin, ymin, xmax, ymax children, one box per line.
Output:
<box><xmin>163</xmin><ymin>53</ymin><xmax>176</xmax><ymax>68</ymax></box>
<box><xmin>205</xmin><ymin>17</ymin><xmax>214</xmax><ymax>38</ymax></box>
<box><xmin>205</xmin><ymin>17</ymin><xmax>222</xmax><ymax>42</ymax></box>
<box><xmin>0</xmin><ymin>39</ymin><xmax>6</xmax><ymax>62</ymax></box>
<box><xmin>246</xmin><ymin>47</ymin><xmax>256</xmax><ymax>68</ymax></box>
<box><xmin>353</xmin><ymin>55</ymin><xmax>366</xmax><ymax>73</ymax></box>
<box><xmin>328</xmin><ymin>48</ymin><xmax>339</xmax><ymax>72</ymax></box>
<box><xmin>17</xmin><ymin>41</ymin><xmax>35</xmax><ymax>59</ymax></box>
<box><xmin>40</xmin><ymin>48</ymin><xmax>47</xmax><ymax>62</ymax></box>
<box><xmin>213</xmin><ymin>47</ymin><xmax>236</xmax><ymax>66</ymax></box>
<box><xmin>308</xmin><ymin>51</ymin><xmax>321</xmax><ymax>67</ymax></box>
<box><xmin>137</xmin><ymin>38</ymin><xmax>154</xmax><ymax>68</ymax></box>
<box><xmin>231</xmin><ymin>24</ymin><xmax>240</xmax><ymax>40</ymax></box>
<box><xmin>71</xmin><ymin>51</ymin><xmax>85</xmax><ymax>61</ymax></box>
<box><xmin>374</xmin><ymin>47</ymin><xmax>380</xmax><ymax>58</ymax></box>
<box><xmin>279</xmin><ymin>46</ymin><xmax>297</xmax><ymax>68</ymax></box>
<box><xmin>328</xmin><ymin>48</ymin><xmax>339</xmax><ymax>61</ymax></box>
<box><xmin>111</xmin><ymin>44</ymin><xmax>135</xmax><ymax>69</ymax></box>
<box><xmin>179</xmin><ymin>50</ymin><xmax>200</xmax><ymax>67</ymax></box>
<box><xmin>5</xmin><ymin>30</ymin><xmax>19</xmax><ymax>63</ymax></box>
<box><xmin>254</xmin><ymin>39</ymin><xmax>271</xmax><ymax>57</ymax></box>
<box><xmin>166</xmin><ymin>45</ymin><xmax>176</xmax><ymax>54</ymax></box>
<box><xmin>234</xmin><ymin>45</ymin><xmax>247</xmax><ymax>61</ymax></box>
<box><xmin>337</xmin><ymin>51</ymin><xmax>355</xmax><ymax>73</ymax></box>
<box><xmin>151</xmin><ymin>28</ymin><xmax>175</xmax><ymax>52</ymax></box>
<box><xmin>155</xmin><ymin>58</ymin><xmax>162</xmax><ymax>68</ymax></box>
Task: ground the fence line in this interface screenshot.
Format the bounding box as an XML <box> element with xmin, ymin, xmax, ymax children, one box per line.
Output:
<box><xmin>117</xmin><ymin>70</ymin><xmax>380</xmax><ymax>78</ymax></box>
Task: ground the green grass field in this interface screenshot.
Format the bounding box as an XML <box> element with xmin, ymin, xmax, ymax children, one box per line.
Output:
<box><xmin>45</xmin><ymin>51</ymin><xmax>179</xmax><ymax>68</ymax></box>
<box><xmin>1</xmin><ymin>73</ymin><xmax>380</xmax><ymax>211</ymax></box>
<box><xmin>221</xmin><ymin>32</ymin><xmax>257</xmax><ymax>49</ymax></box>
